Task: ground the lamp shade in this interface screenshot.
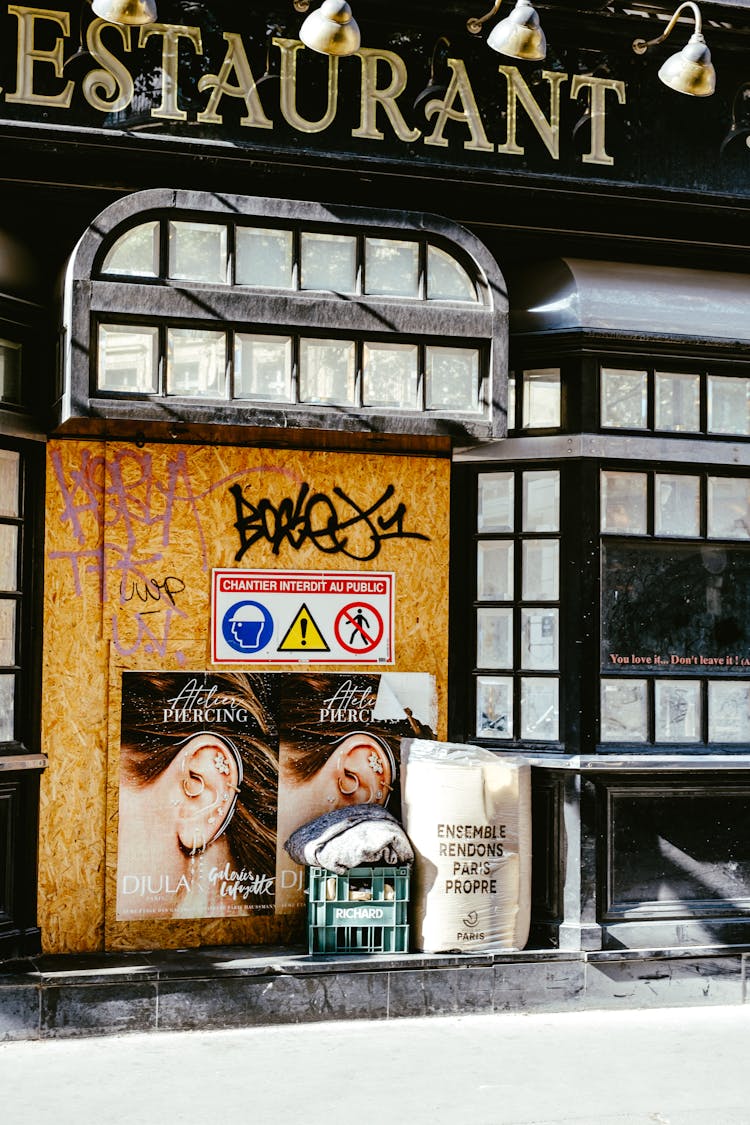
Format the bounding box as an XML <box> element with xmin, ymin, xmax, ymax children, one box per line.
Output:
<box><xmin>658</xmin><ymin>32</ymin><xmax>715</xmax><ymax>96</ymax></box>
<box><xmin>487</xmin><ymin>0</ymin><xmax>546</xmax><ymax>61</ymax></box>
<box><xmin>91</xmin><ymin>0</ymin><xmax>157</xmax><ymax>24</ymax></box>
<box><xmin>300</xmin><ymin>0</ymin><xmax>361</xmax><ymax>56</ymax></box>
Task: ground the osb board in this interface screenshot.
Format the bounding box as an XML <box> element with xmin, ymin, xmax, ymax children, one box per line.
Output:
<box><xmin>41</xmin><ymin>438</ymin><xmax>450</xmax><ymax>954</ymax></box>
<box><xmin>40</xmin><ymin>440</ymin><xmax>108</xmax><ymax>953</ymax></box>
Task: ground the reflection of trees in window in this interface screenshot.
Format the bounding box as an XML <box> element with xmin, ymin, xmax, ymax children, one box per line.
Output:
<box><xmin>602</xmin><ymin>544</ymin><xmax>750</xmax><ymax>661</ymax></box>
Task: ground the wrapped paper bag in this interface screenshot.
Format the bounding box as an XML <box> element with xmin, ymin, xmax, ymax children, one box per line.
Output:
<box><xmin>401</xmin><ymin>739</ymin><xmax>531</xmax><ymax>953</ymax></box>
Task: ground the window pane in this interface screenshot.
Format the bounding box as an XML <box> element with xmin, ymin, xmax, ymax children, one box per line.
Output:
<box><xmin>168</xmin><ymin>222</ymin><xmax>227</xmax><ymax>284</ymax></box>
<box><xmin>299</xmin><ymin>339</ymin><xmax>355</xmax><ymax>405</ymax></box>
<box><xmin>522</xmin><ymin>368</ymin><xmax>560</xmax><ymax>429</ymax></box>
<box><xmin>0</xmin><ymin>340</ymin><xmax>22</xmax><ymax>405</ymax></box>
<box><xmin>654</xmin><ymin>475</ymin><xmax>700</xmax><ymax>537</ymax></box>
<box><xmin>102</xmin><ymin>221</ymin><xmax>159</xmax><ymax>277</ymax></box>
<box><xmin>521</xmin><ymin>677</ymin><xmax>559</xmax><ymax>741</ymax></box>
<box><xmin>365</xmin><ymin>238</ymin><xmax>419</xmax><ymax>298</ymax></box>
<box><xmin>478</xmin><ymin>473</ymin><xmax>514</xmax><ymax>532</ymax></box>
<box><xmin>300</xmin><ymin>233</ymin><xmax>356</xmax><ymax>293</ymax></box>
<box><xmin>0</xmin><ymin>674</ymin><xmax>14</xmax><ymax>739</ymax></box>
<box><xmin>0</xmin><ymin>600</ymin><xmax>16</xmax><ymax>665</ymax></box>
<box><xmin>477</xmin><ymin>608</ymin><xmax>513</xmax><ymax>668</ymax></box>
<box><xmin>507</xmin><ymin>375</ymin><xmax>516</xmax><ymax>430</ymax></box>
<box><xmin>655</xmin><ymin>680</ymin><xmax>701</xmax><ymax>743</ymax></box>
<box><xmin>601</xmin><ymin>368</ymin><xmax>648</xmax><ymax>429</ymax></box>
<box><xmin>601</xmin><ymin>471</ymin><xmax>647</xmax><ymax>535</ymax></box>
<box><xmin>427</xmin><ymin>245</ymin><xmax>476</xmax><ymax>302</ymax></box>
<box><xmin>98</xmin><ymin>325</ymin><xmax>158</xmax><ymax>393</ymax></box>
<box><xmin>601</xmin><ymin>679</ymin><xmax>648</xmax><ymax>742</ymax></box>
<box><xmin>363</xmin><ymin>343</ymin><xmax>418</xmax><ymax>408</ymax></box>
<box><xmin>167</xmin><ymin>329</ymin><xmax>226</xmax><ymax>398</ymax></box>
<box><xmin>0</xmin><ymin>526</ymin><xmax>18</xmax><ymax>590</ymax></box>
<box><xmin>476</xmin><ymin>676</ymin><xmax>513</xmax><ymax>739</ymax></box>
<box><xmin>236</xmin><ymin>227</ymin><xmax>293</xmax><ymax>289</ymax></box>
<box><xmin>523</xmin><ymin>470</ymin><xmax>559</xmax><ymax>532</ymax></box>
<box><xmin>655</xmin><ymin>371</ymin><xmax>700</xmax><ymax>433</ymax></box>
<box><xmin>521</xmin><ymin>608</ymin><xmax>558</xmax><ymax>670</ymax></box>
<box><xmin>707</xmin><ymin>477</ymin><xmax>750</xmax><ymax>540</ymax></box>
<box><xmin>707</xmin><ymin>376</ymin><xmax>750</xmax><ymax>437</ymax></box>
<box><xmin>0</xmin><ymin>451</ymin><xmax>19</xmax><ymax>517</ymax></box>
<box><xmin>477</xmin><ymin>540</ymin><xmax>514</xmax><ymax>600</ymax></box>
<box><xmin>425</xmin><ymin>346</ymin><xmax>479</xmax><ymax>411</ymax></box>
<box><xmin>708</xmin><ymin>681</ymin><xmax>750</xmax><ymax>742</ymax></box>
<box><xmin>601</xmin><ymin>543</ymin><xmax>750</xmax><ymax>669</ymax></box>
<box><xmin>235</xmin><ymin>335</ymin><xmax>292</xmax><ymax>401</ymax></box>
<box><xmin>522</xmin><ymin>540</ymin><xmax>559</xmax><ymax>600</ymax></box>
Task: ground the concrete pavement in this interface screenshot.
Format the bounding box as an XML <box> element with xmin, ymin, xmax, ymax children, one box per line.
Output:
<box><xmin>2</xmin><ymin>1005</ymin><xmax>750</xmax><ymax>1124</ymax></box>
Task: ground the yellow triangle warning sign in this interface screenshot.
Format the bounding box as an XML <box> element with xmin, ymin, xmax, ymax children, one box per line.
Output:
<box><xmin>278</xmin><ymin>603</ymin><xmax>330</xmax><ymax>652</ymax></box>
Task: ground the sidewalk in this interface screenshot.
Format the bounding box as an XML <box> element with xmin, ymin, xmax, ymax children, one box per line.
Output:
<box><xmin>2</xmin><ymin>1005</ymin><xmax>749</xmax><ymax>1125</ymax></box>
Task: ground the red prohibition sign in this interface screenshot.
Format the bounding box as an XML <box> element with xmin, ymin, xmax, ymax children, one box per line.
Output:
<box><xmin>334</xmin><ymin>601</ymin><xmax>384</xmax><ymax>654</ymax></box>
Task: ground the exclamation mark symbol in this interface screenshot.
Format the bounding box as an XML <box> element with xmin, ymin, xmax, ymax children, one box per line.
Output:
<box><xmin>300</xmin><ymin>617</ymin><xmax>308</xmax><ymax>646</ymax></box>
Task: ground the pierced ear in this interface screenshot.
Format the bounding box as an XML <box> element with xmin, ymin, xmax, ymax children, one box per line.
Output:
<box><xmin>334</xmin><ymin>734</ymin><xmax>393</xmax><ymax>807</ymax></box>
<box><xmin>175</xmin><ymin>734</ymin><xmax>240</xmax><ymax>853</ymax></box>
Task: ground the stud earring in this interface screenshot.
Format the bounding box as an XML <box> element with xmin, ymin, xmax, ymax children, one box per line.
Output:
<box><xmin>213</xmin><ymin>751</ymin><xmax>230</xmax><ymax>775</ymax></box>
<box><xmin>368</xmin><ymin>751</ymin><xmax>384</xmax><ymax>775</ymax></box>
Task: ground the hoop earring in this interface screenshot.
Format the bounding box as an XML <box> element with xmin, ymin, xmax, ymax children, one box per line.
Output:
<box><xmin>337</xmin><ymin>770</ymin><xmax>359</xmax><ymax>797</ymax></box>
<box><xmin>182</xmin><ymin>773</ymin><xmax>205</xmax><ymax>799</ymax></box>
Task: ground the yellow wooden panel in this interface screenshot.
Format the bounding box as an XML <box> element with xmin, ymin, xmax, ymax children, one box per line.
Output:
<box><xmin>41</xmin><ymin>438</ymin><xmax>450</xmax><ymax>953</ymax></box>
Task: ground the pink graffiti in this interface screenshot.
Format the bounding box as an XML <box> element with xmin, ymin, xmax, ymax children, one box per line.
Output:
<box><xmin>49</xmin><ymin>445</ymin><xmax>303</xmax><ymax>658</ymax></box>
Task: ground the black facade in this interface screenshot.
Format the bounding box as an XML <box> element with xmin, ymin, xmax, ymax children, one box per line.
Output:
<box><xmin>1</xmin><ymin>0</ymin><xmax>750</xmax><ymax>975</ymax></box>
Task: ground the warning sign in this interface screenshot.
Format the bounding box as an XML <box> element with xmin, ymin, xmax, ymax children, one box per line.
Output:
<box><xmin>211</xmin><ymin>570</ymin><xmax>394</xmax><ymax>665</ymax></box>
<box><xmin>278</xmin><ymin>604</ymin><xmax>330</xmax><ymax>653</ymax></box>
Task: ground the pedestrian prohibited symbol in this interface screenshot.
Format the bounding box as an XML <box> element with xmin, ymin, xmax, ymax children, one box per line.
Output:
<box><xmin>334</xmin><ymin>602</ymin><xmax>384</xmax><ymax>654</ymax></box>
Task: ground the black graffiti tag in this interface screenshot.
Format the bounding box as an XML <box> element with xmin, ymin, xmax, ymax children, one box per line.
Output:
<box><xmin>229</xmin><ymin>482</ymin><xmax>430</xmax><ymax>562</ymax></box>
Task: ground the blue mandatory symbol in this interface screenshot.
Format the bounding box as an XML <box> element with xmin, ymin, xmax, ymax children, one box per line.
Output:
<box><xmin>222</xmin><ymin>600</ymin><xmax>274</xmax><ymax>654</ymax></box>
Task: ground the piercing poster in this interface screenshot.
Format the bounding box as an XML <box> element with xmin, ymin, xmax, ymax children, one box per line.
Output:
<box><xmin>115</xmin><ymin>670</ymin><xmax>436</xmax><ymax>921</ymax></box>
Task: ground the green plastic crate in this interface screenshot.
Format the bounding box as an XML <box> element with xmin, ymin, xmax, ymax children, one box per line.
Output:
<box><xmin>307</xmin><ymin>866</ymin><xmax>410</xmax><ymax>954</ymax></box>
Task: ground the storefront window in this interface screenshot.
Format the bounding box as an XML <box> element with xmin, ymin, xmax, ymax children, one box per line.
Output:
<box><xmin>601</xmin><ymin>368</ymin><xmax>648</xmax><ymax>430</ymax></box>
<box><xmin>426</xmin><ymin>346</ymin><xmax>479</xmax><ymax>411</ymax></box>
<box><xmin>522</xmin><ymin>368</ymin><xmax>561</xmax><ymax>429</ymax></box>
<box><xmin>654</xmin><ymin>474</ymin><xmax>700</xmax><ymax>537</ymax></box>
<box><xmin>0</xmin><ymin>448</ymin><xmax>20</xmax><ymax>743</ymax></box>
<box><xmin>601</xmin><ymin>679</ymin><xmax>648</xmax><ymax>742</ymax></box>
<box><xmin>101</xmin><ymin>221</ymin><xmax>159</xmax><ymax>277</ymax></box>
<box><xmin>98</xmin><ymin>325</ymin><xmax>158</xmax><ymax>393</ymax></box>
<box><xmin>655</xmin><ymin>371</ymin><xmax>700</xmax><ymax>432</ymax></box>
<box><xmin>168</xmin><ymin>222</ymin><xmax>227</xmax><ymax>284</ymax></box>
<box><xmin>365</xmin><ymin>238</ymin><xmax>419</xmax><ymax>298</ymax></box>
<box><xmin>235</xmin><ymin>334</ymin><xmax>293</xmax><ymax>401</ymax></box>
<box><xmin>473</xmin><ymin>467</ymin><xmax>561</xmax><ymax>744</ymax></box>
<box><xmin>707</xmin><ymin>376</ymin><xmax>750</xmax><ymax>436</ymax></box>
<box><xmin>427</xmin><ymin>245</ymin><xmax>476</xmax><ymax>302</ymax></box>
<box><xmin>0</xmin><ymin>340</ymin><xmax>22</xmax><ymax>405</ymax></box>
<box><xmin>600</xmin><ymin>471</ymin><xmax>648</xmax><ymax>534</ymax></box>
<box><xmin>299</xmin><ymin>338</ymin><xmax>356</xmax><ymax>405</ymax></box>
<box><xmin>707</xmin><ymin>477</ymin><xmax>750</xmax><ymax>539</ymax></box>
<box><xmin>236</xmin><ymin>228</ymin><xmax>294</xmax><ymax>289</ymax></box>
<box><xmin>300</xmin><ymin>233</ymin><xmax>357</xmax><ymax>293</ymax></box>
<box><xmin>601</xmin><ymin>365</ymin><xmax>750</xmax><ymax>438</ymax></box>
<box><xmin>167</xmin><ymin>328</ymin><xmax>227</xmax><ymax>397</ymax></box>
<box><xmin>363</xmin><ymin>343</ymin><xmax>419</xmax><ymax>408</ymax></box>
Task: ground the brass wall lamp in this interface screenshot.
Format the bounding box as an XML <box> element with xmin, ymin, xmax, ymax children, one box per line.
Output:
<box><xmin>294</xmin><ymin>0</ymin><xmax>361</xmax><ymax>56</ymax></box>
<box><xmin>632</xmin><ymin>1</ymin><xmax>715</xmax><ymax>97</ymax></box>
<box><xmin>467</xmin><ymin>0</ymin><xmax>546</xmax><ymax>61</ymax></box>
<box><xmin>91</xmin><ymin>0</ymin><xmax>157</xmax><ymax>24</ymax></box>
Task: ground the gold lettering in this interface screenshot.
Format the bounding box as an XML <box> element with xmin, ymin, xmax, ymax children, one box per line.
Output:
<box><xmin>352</xmin><ymin>47</ymin><xmax>420</xmax><ymax>143</ymax></box>
<box><xmin>274</xmin><ymin>38</ymin><xmax>338</xmax><ymax>133</ymax></box>
<box><xmin>423</xmin><ymin>58</ymin><xmax>493</xmax><ymax>151</ymax></box>
<box><xmin>138</xmin><ymin>23</ymin><xmax>203</xmax><ymax>121</ymax></box>
<box><xmin>496</xmin><ymin>67</ymin><xmax>566</xmax><ymax>159</ymax></box>
<box><xmin>570</xmin><ymin>75</ymin><xmax>625</xmax><ymax>166</ymax></box>
<box><xmin>197</xmin><ymin>31</ymin><xmax>273</xmax><ymax>129</ymax></box>
<box><xmin>7</xmin><ymin>5</ymin><xmax>73</xmax><ymax>108</ymax></box>
<box><xmin>82</xmin><ymin>19</ymin><xmax>133</xmax><ymax>114</ymax></box>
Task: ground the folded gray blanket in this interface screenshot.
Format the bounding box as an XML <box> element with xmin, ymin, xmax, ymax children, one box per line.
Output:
<box><xmin>284</xmin><ymin>804</ymin><xmax>414</xmax><ymax>873</ymax></box>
